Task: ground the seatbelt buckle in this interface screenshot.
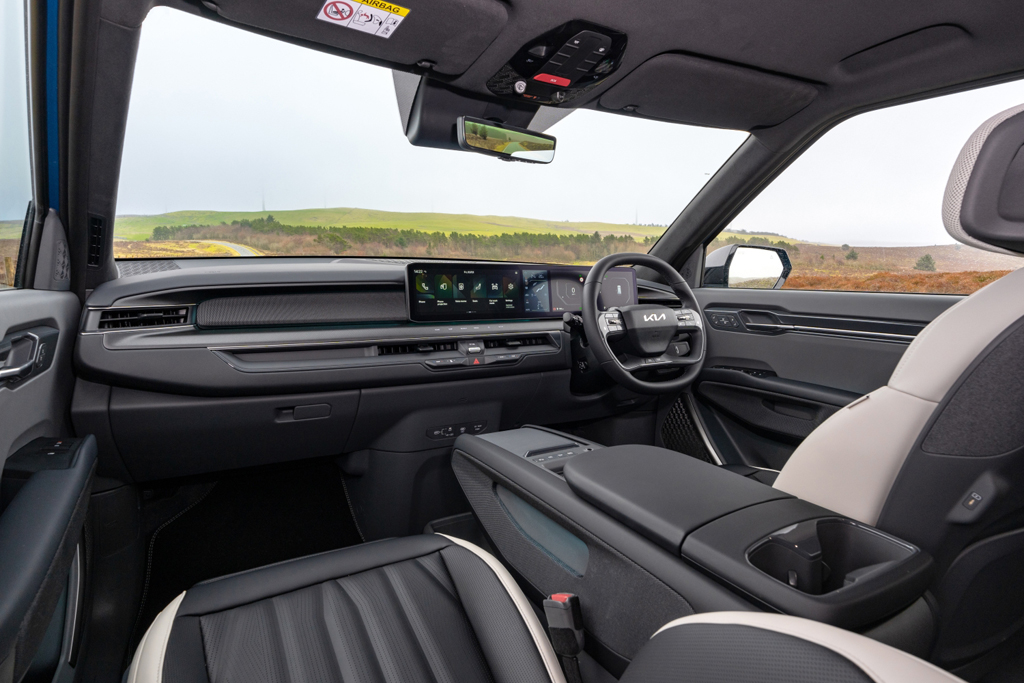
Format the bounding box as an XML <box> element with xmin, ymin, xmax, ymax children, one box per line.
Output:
<box><xmin>543</xmin><ymin>592</ymin><xmax>584</xmax><ymax>656</ymax></box>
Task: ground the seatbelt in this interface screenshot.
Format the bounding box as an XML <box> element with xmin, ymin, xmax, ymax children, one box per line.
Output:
<box><xmin>543</xmin><ymin>593</ymin><xmax>584</xmax><ymax>683</ymax></box>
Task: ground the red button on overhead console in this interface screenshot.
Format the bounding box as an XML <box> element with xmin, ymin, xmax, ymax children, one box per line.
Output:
<box><xmin>533</xmin><ymin>73</ymin><xmax>571</xmax><ymax>87</ymax></box>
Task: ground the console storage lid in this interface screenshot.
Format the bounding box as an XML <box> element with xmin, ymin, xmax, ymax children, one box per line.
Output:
<box><xmin>562</xmin><ymin>445</ymin><xmax>790</xmax><ymax>553</ymax></box>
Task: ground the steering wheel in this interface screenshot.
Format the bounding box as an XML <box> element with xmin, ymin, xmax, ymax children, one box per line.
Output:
<box><xmin>582</xmin><ymin>253</ymin><xmax>706</xmax><ymax>395</ymax></box>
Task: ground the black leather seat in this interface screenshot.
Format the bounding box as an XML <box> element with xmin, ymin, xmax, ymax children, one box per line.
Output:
<box><xmin>128</xmin><ymin>534</ymin><xmax>966</xmax><ymax>683</ymax></box>
<box><xmin>127</xmin><ymin>534</ymin><xmax>563</xmax><ymax>683</ymax></box>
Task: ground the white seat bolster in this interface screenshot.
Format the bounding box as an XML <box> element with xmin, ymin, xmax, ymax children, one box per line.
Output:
<box><xmin>652</xmin><ymin>612</ymin><xmax>964</xmax><ymax>683</ymax></box>
<box><xmin>439</xmin><ymin>534</ymin><xmax>567</xmax><ymax>683</ymax></box>
<box><xmin>126</xmin><ymin>591</ymin><xmax>186</xmax><ymax>683</ymax></box>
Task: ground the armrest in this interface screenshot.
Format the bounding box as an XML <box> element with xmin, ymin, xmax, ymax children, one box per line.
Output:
<box><xmin>562</xmin><ymin>446</ymin><xmax>789</xmax><ymax>553</ymax></box>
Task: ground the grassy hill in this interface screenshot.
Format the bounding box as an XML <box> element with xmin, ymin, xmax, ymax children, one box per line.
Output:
<box><xmin>114</xmin><ymin>208</ymin><xmax>668</xmax><ymax>241</ymax></box>
<box><xmin>0</xmin><ymin>221</ymin><xmax>22</xmax><ymax>239</ymax></box>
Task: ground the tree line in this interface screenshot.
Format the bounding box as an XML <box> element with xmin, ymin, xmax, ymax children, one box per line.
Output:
<box><xmin>149</xmin><ymin>215</ymin><xmax>657</xmax><ymax>262</ymax></box>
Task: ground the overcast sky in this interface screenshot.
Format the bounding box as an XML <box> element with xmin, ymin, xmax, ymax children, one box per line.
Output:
<box><xmin>1</xmin><ymin>0</ymin><xmax>32</xmax><ymax>221</ymax></box>
<box><xmin>730</xmin><ymin>78</ymin><xmax>1024</xmax><ymax>245</ymax></box>
<box><xmin>72</xmin><ymin>6</ymin><xmax>1024</xmax><ymax>246</ymax></box>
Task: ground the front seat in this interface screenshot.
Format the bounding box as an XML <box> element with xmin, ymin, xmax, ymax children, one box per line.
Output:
<box><xmin>128</xmin><ymin>534</ymin><xmax>963</xmax><ymax>683</ymax></box>
<box><xmin>773</xmin><ymin>102</ymin><xmax>1024</xmax><ymax>667</ymax></box>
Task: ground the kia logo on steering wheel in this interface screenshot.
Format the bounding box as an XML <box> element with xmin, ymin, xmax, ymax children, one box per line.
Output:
<box><xmin>643</xmin><ymin>312</ymin><xmax>667</xmax><ymax>322</ymax></box>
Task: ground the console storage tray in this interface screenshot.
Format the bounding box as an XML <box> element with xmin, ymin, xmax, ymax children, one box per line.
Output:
<box><xmin>683</xmin><ymin>499</ymin><xmax>934</xmax><ymax>628</ymax></box>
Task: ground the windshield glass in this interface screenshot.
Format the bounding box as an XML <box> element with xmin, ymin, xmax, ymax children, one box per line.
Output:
<box><xmin>114</xmin><ymin>7</ymin><xmax>748</xmax><ymax>263</ymax></box>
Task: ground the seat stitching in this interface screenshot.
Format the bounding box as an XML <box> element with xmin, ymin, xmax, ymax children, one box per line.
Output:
<box><xmin>383</xmin><ymin>564</ymin><xmax>450</xmax><ymax>683</ymax></box>
<box><xmin>412</xmin><ymin>555</ymin><xmax>459</xmax><ymax>600</ymax></box>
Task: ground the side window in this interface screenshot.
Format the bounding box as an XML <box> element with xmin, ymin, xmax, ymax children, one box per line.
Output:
<box><xmin>1</xmin><ymin>0</ymin><xmax>33</xmax><ymax>289</ymax></box>
<box><xmin>707</xmin><ymin>79</ymin><xmax>1024</xmax><ymax>294</ymax></box>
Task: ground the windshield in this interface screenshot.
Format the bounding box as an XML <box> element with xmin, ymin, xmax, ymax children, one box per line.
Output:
<box><xmin>114</xmin><ymin>7</ymin><xmax>748</xmax><ymax>263</ymax></box>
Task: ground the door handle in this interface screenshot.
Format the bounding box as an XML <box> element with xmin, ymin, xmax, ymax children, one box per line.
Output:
<box><xmin>0</xmin><ymin>331</ymin><xmax>41</xmax><ymax>382</ymax></box>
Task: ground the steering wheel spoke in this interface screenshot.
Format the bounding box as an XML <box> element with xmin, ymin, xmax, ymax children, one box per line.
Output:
<box><xmin>598</xmin><ymin>310</ymin><xmax>626</xmax><ymax>340</ymax></box>
<box><xmin>617</xmin><ymin>350</ymin><xmax>700</xmax><ymax>373</ymax></box>
<box><xmin>675</xmin><ymin>307</ymin><xmax>704</xmax><ymax>332</ymax></box>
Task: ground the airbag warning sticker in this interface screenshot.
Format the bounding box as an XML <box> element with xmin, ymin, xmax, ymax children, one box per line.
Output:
<box><xmin>316</xmin><ymin>0</ymin><xmax>409</xmax><ymax>39</ymax></box>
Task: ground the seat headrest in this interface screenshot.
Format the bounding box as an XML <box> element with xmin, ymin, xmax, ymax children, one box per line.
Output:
<box><xmin>943</xmin><ymin>103</ymin><xmax>1024</xmax><ymax>255</ymax></box>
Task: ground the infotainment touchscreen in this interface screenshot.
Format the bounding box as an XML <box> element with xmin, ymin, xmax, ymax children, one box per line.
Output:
<box><xmin>408</xmin><ymin>262</ymin><xmax>636</xmax><ymax>322</ymax></box>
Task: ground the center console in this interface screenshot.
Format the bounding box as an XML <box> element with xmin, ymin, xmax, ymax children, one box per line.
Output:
<box><xmin>451</xmin><ymin>427</ymin><xmax>935</xmax><ymax>674</ymax></box>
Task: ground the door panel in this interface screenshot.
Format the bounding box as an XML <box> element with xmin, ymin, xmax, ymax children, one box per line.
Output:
<box><xmin>0</xmin><ymin>290</ymin><xmax>80</xmax><ymax>463</ymax></box>
<box><xmin>691</xmin><ymin>288</ymin><xmax>959</xmax><ymax>469</ymax></box>
<box><xmin>0</xmin><ymin>289</ymin><xmax>85</xmax><ymax>681</ymax></box>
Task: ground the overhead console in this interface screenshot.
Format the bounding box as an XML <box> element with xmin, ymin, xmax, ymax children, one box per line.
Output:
<box><xmin>487</xmin><ymin>21</ymin><xmax>628</xmax><ymax>106</ymax></box>
<box><xmin>407</xmin><ymin>261</ymin><xmax>636</xmax><ymax>321</ymax></box>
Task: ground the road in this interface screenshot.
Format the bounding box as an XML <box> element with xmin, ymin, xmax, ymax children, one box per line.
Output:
<box><xmin>206</xmin><ymin>241</ymin><xmax>259</xmax><ymax>256</ymax></box>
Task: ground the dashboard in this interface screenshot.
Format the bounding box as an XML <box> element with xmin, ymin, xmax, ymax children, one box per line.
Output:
<box><xmin>75</xmin><ymin>257</ymin><xmax>670</xmax><ymax>482</ymax></box>
<box><xmin>408</xmin><ymin>262</ymin><xmax>637</xmax><ymax>322</ymax></box>
<box><xmin>76</xmin><ymin>258</ymin><xmax>656</xmax><ymax>401</ymax></box>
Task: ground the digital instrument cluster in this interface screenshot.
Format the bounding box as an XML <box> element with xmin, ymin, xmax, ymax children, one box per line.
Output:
<box><xmin>408</xmin><ymin>262</ymin><xmax>636</xmax><ymax>322</ymax></box>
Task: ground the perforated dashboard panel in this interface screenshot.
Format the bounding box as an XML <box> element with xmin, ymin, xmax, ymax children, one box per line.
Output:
<box><xmin>196</xmin><ymin>290</ymin><xmax>407</xmax><ymax>327</ymax></box>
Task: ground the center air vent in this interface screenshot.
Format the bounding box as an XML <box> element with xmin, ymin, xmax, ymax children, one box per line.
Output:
<box><xmin>98</xmin><ymin>307</ymin><xmax>190</xmax><ymax>329</ymax></box>
<box><xmin>378</xmin><ymin>341</ymin><xmax>458</xmax><ymax>356</ymax></box>
<box><xmin>484</xmin><ymin>335</ymin><xmax>549</xmax><ymax>349</ymax></box>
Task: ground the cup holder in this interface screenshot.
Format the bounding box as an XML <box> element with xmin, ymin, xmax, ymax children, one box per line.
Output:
<box><xmin>747</xmin><ymin>517</ymin><xmax>917</xmax><ymax>595</ymax></box>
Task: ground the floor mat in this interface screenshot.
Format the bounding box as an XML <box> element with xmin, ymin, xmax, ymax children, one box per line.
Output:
<box><xmin>133</xmin><ymin>458</ymin><xmax>362</xmax><ymax>649</ymax></box>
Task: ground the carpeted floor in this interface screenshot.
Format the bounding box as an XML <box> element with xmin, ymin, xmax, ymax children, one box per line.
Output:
<box><xmin>131</xmin><ymin>458</ymin><xmax>363</xmax><ymax>651</ymax></box>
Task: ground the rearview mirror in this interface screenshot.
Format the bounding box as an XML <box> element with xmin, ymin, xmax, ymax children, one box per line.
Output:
<box><xmin>457</xmin><ymin>116</ymin><xmax>556</xmax><ymax>164</ymax></box>
<box><xmin>703</xmin><ymin>244</ymin><xmax>792</xmax><ymax>289</ymax></box>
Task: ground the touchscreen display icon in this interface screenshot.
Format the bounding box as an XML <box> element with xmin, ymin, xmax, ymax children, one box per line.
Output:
<box><xmin>452</xmin><ymin>274</ymin><xmax>471</xmax><ymax>299</ymax></box>
<box><xmin>414</xmin><ymin>271</ymin><xmax>434</xmax><ymax>298</ymax></box>
<box><xmin>434</xmin><ymin>274</ymin><xmax>454</xmax><ymax>299</ymax></box>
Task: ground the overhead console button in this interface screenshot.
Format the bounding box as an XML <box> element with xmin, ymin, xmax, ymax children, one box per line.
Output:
<box><xmin>533</xmin><ymin>73</ymin><xmax>571</xmax><ymax>87</ymax></box>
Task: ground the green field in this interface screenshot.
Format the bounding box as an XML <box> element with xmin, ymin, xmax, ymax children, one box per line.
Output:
<box><xmin>0</xmin><ymin>221</ymin><xmax>21</xmax><ymax>239</ymax></box>
<box><xmin>113</xmin><ymin>208</ymin><xmax>667</xmax><ymax>241</ymax></box>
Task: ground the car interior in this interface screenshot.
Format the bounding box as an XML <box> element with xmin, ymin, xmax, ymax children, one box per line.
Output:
<box><xmin>3</xmin><ymin>0</ymin><xmax>1024</xmax><ymax>682</ymax></box>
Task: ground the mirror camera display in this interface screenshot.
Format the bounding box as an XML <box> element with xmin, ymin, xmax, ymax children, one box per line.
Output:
<box><xmin>457</xmin><ymin>117</ymin><xmax>556</xmax><ymax>164</ymax></box>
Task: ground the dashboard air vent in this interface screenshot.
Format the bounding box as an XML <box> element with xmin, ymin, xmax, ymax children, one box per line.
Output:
<box><xmin>484</xmin><ymin>335</ymin><xmax>549</xmax><ymax>349</ymax></box>
<box><xmin>378</xmin><ymin>341</ymin><xmax>458</xmax><ymax>355</ymax></box>
<box><xmin>638</xmin><ymin>288</ymin><xmax>682</xmax><ymax>308</ymax></box>
<box><xmin>98</xmin><ymin>307</ymin><xmax>190</xmax><ymax>329</ymax></box>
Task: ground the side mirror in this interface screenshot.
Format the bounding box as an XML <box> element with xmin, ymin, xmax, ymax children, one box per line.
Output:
<box><xmin>703</xmin><ymin>244</ymin><xmax>792</xmax><ymax>289</ymax></box>
<box><xmin>457</xmin><ymin>116</ymin><xmax>556</xmax><ymax>164</ymax></box>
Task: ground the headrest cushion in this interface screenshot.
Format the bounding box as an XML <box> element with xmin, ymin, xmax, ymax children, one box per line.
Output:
<box><xmin>943</xmin><ymin>103</ymin><xmax>1024</xmax><ymax>255</ymax></box>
